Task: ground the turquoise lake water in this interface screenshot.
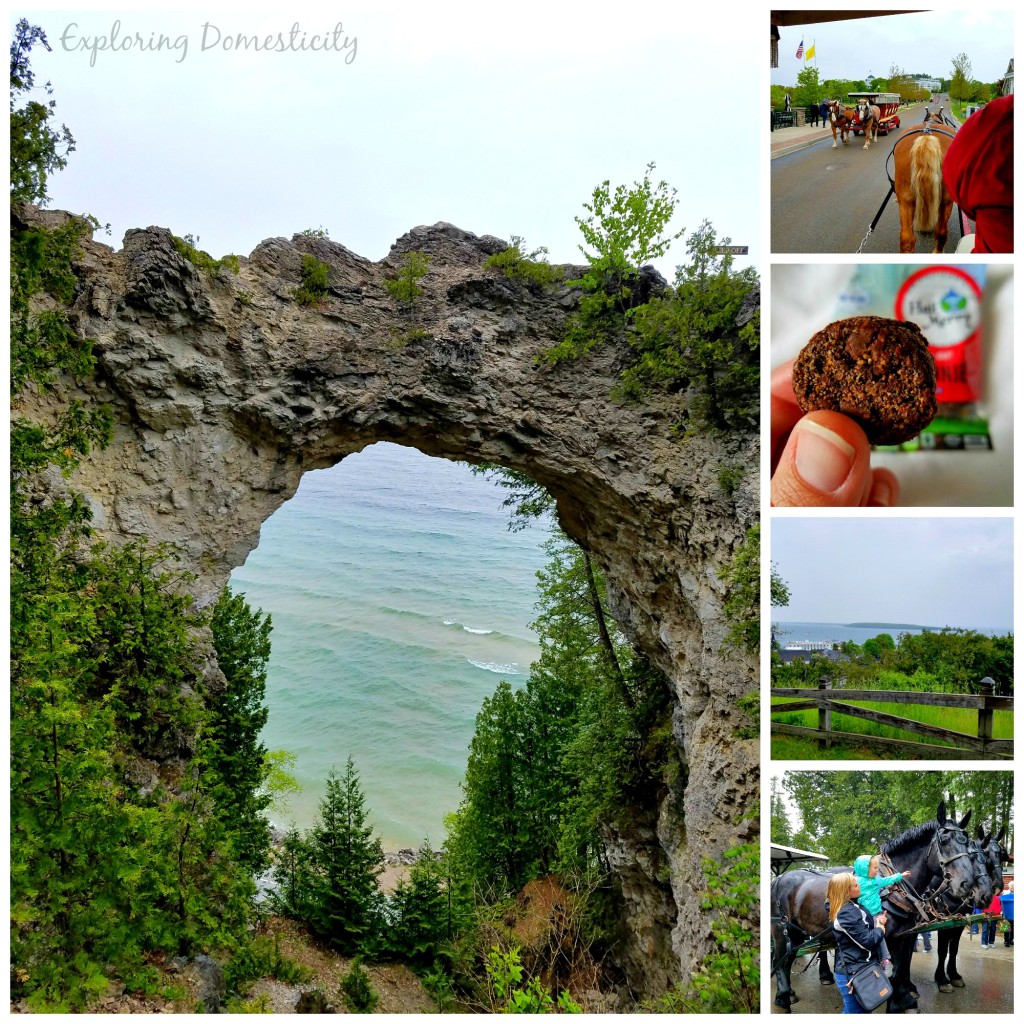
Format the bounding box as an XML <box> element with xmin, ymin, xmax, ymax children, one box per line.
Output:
<box><xmin>229</xmin><ymin>442</ymin><xmax>552</xmax><ymax>849</ymax></box>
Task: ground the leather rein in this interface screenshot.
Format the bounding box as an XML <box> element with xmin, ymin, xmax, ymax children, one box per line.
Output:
<box><xmin>878</xmin><ymin>824</ymin><xmax>974</xmax><ymax>921</ymax></box>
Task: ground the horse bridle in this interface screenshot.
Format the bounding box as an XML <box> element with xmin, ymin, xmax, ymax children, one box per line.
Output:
<box><xmin>879</xmin><ymin>823</ymin><xmax>975</xmax><ymax>920</ymax></box>
<box><xmin>884</xmin><ymin>119</ymin><xmax>958</xmax><ymax>189</ymax></box>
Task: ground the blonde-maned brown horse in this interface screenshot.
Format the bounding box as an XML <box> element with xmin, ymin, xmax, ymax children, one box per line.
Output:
<box><xmin>827</xmin><ymin>100</ymin><xmax>855</xmax><ymax>148</ymax></box>
<box><xmin>855</xmin><ymin>99</ymin><xmax>881</xmax><ymax>149</ymax></box>
<box><xmin>893</xmin><ymin>113</ymin><xmax>958</xmax><ymax>253</ymax></box>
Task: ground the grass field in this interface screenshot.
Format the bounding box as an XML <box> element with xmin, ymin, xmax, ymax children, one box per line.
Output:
<box><xmin>770</xmin><ymin>698</ymin><xmax>1013</xmax><ymax>760</ymax></box>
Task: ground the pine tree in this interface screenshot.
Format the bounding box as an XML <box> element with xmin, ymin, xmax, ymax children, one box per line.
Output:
<box><xmin>386</xmin><ymin>843</ymin><xmax>454</xmax><ymax>965</ymax></box>
<box><xmin>304</xmin><ymin>759</ymin><xmax>385</xmax><ymax>952</ymax></box>
<box><xmin>208</xmin><ymin>588</ymin><xmax>274</xmax><ymax>874</ymax></box>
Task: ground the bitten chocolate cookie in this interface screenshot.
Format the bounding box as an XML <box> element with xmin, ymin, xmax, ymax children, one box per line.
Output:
<box><xmin>792</xmin><ymin>315</ymin><xmax>938</xmax><ymax>445</ymax></box>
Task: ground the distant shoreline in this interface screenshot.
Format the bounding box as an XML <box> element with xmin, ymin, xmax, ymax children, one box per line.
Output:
<box><xmin>843</xmin><ymin>622</ymin><xmax>932</xmax><ymax>630</ymax></box>
<box><xmin>779</xmin><ymin>621</ymin><xmax>1012</xmax><ymax>634</ymax></box>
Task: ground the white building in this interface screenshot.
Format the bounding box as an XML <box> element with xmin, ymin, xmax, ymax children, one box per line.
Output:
<box><xmin>783</xmin><ymin>639</ymin><xmax>837</xmax><ymax>651</ymax></box>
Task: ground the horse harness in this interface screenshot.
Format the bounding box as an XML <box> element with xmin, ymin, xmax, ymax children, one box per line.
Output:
<box><xmin>856</xmin><ymin>113</ymin><xmax>960</xmax><ymax>253</ymax></box>
<box><xmin>884</xmin><ymin>118</ymin><xmax>958</xmax><ymax>189</ymax></box>
<box><xmin>878</xmin><ymin>822</ymin><xmax>974</xmax><ymax>925</ymax></box>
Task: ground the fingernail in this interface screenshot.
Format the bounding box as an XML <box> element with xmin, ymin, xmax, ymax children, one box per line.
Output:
<box><xmin>871</xmin><ymin>479</ymin><xmax>892</xmax><ymax>507</ymax></box>
<box><xmin>793</xmin><ymin>419</ymin><xmax>856</xmax><ymax>493</ymax></box>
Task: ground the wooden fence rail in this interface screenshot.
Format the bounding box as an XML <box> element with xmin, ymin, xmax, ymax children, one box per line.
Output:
<box><xmin>770</xmin><ymin>677</ymin><xmax>1013</xmax><ymax>759</ymax></box>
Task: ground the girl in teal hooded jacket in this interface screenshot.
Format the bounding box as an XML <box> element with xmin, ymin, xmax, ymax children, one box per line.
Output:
<box><xmin>854</xmin><ymin>855</ymin><xmax>906</xmax><ymax>971</ymax></box>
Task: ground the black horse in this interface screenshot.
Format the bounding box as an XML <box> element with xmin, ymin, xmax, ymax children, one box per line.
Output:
<box><xmin>933</xmin><ymin>824</ymin><xmax>1009</xmax><ymax>993</ymax></box>
<box><xmin>771</xmin><ymin>802</ymin><xmax>977</xmax><ymax>1013</ymax></box>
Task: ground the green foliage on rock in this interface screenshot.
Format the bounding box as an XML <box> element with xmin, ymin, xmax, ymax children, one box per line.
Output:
<box><xmin>718</xmin><ymin>524</ymin><xmax>760</xmax><ymax>655</ymax></box>
<box><xmin>295</xmin><ymin>253</ymin><xmax>331</xmax><ymax>305</ymax></box>
<box><xmin>484</xmin><ymin>234</ymin><xmax>564</xmax><ymax>287</ymax></box>
<box><xmin>652</xmin><ymin>844</ymin><xmax>759</xmax><ymax>1013</ymax></box>
<box><xmin>624</xmin><ymin>219</ymin><xmax>758</xmax><ymax>431</ymax></box>
<box><xmin>384</xmin><ymin>250</ymin><xmax>430</xmax><ymax>313</ymax></box>
<box><xmin>172</xmin><ymin>233</ymin><xmax>240</xmax><ymax>276</ymax></box>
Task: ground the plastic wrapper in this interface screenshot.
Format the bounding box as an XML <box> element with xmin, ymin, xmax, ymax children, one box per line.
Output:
<box><xmin>833</xmin><ymin>265</ymin><xmax>990</xmax><ymax>452</ymax></box>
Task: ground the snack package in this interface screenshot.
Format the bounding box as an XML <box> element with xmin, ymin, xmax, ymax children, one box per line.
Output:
<box><xmin>834</xmin><ymin>265</ymin><xmax>991</xmax><ymax>451</ymax></box>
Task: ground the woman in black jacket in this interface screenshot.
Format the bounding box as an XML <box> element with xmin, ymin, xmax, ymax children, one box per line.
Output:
<box><xmin>826</xmin><ymin>871</ymin><xmax>888</xmax><ymax>1013</ymax></box>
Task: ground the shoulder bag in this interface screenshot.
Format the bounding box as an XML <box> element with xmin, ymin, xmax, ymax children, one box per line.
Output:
<box><xmin>845</xmin><ymin>960</ymin><xmax>892</xmax><ymax>1012</ymax></box>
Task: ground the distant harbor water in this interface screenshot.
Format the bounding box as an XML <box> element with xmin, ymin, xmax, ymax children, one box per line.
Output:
<box><xmin>776</xmin><ymin>621</ymin><xmax>1009</xmax><ymax>649</ymax></box>
<box><xmin>230</xmin><ymin>443</ymin><xmax>552</xmax><ymax>849</ymax></box>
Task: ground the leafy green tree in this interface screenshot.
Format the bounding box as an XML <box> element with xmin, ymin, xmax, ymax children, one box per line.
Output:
<box><xmin>9</xmin><ymin>26</ymin><xmax>258</xmax><ymax>1008</ymax></box>
<box><xmin>447</xmin><ymin>533</ymin><xmax>671</xmax><ymax>896</ymax></box>
<box><xmin>625</xmin><ymin>219</ymin><xmax>758</xmax><ymax>430</ymax></box>
<box><xmin>781</xmin><ymin>771</ymin><xmax>950</xmax><ymax>864</ymax></box>
<box><xmin>771</xmin><ymin>779</ymin><xmax>794</xmax><ymax>845</ymax></box>
<box><xmin>10</xmin><ymin>20</ymin><xmax>75</xmax><ymax>204</ymax></box>
<box><xmin>542</xmin><ymin>162</ymin><xmax>683</xmax><ymax>364</ymax></box>
<box><xmin>794</xmin><ymin>66</ymin><xmax>823</xmax><ymax>106</ymax></box>
<box><xmin>485</xmin><ymin>945</ymin><xmax>582</xmax><ymax>1013</ymax></box>
<box><xmin>469</xmin><ymin>465</ymin><xmax>555</xmax><ymax>532</ymax></box>
<box><xmin>950</xmin><ymin>52</ymin><xmax>972</xmax><ymax>108</ymax></box>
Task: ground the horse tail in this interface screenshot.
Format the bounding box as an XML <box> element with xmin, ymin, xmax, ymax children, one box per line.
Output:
<box><xmin>911</xmin><ymin>135</ymin><xmax>943</xmax><ymax>231</ymax></box>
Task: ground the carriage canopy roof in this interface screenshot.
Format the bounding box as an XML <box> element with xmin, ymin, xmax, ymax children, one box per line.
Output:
<box><xmin>771</xmin><ymin>843</ymin><xmax>830</xmax><ymax>874</ymax></box>
<box><xmin>847</xmin><ymin>91</ymin><xmax>901</xmax><ymax>102</ymax></box>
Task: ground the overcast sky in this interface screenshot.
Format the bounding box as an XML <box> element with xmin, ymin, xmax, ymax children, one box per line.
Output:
<box><xmin>772</xmin><ymin>518</ymin><xmax>1013</xmax><ymax>630</ymax></box>
<box><xmin>772</xmin><ymin>9</ymin><xmax>1014</xmax><ymax>88</ymax></box>
<box><xmin>14</xmin><ymin>3</ymin><xmax>760</xmax><ymax>274</ymax></box>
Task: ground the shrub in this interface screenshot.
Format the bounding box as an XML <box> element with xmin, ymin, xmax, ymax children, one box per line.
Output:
<box><xmin>384</xmin><ymin>251</ymin><xmax>430</xmax><ymax>316</ymax></box>
<box><xmin>339</xmin><ymin>959</ymin><xmax>379</xmax><ymax>1013</ymax></box>
<box><xmin>295</xmin><ymin>254</ymin><xmax>330</xmax><ymax>306</ymax></box>
<box><xmin>484</xmin><ymin>235</ymin><xmax>563</xmax><ymax>287</ymax></box>
<box><xmin>172</xmin><ymin>233</ymin><xmax>240</xmax><ymax>275</ymax></box>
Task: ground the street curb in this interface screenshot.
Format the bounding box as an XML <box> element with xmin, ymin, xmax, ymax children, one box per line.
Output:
<box><xmin>771</xmin><ymin>135</ymin><xmax>833</xmax><ymax>160</ymax></box>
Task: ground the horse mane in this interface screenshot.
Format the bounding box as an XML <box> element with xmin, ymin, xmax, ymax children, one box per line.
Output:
<box><xmin>881</xmin><ymin>819</ymin><xmax>937</xmax><ymax>859</ymax></box>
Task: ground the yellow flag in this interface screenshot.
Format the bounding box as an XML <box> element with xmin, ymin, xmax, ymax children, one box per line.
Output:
<box><xmin>806</xmin><ymin>43</ymin><xmax>816</xmax><ymax>60</ymax></box>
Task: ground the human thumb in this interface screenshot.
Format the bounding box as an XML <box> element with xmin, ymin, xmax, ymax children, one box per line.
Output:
<box><xmin>771</xmin><ymin>411</ymin><xmax>873</xmax><ymax>506</ymax></box>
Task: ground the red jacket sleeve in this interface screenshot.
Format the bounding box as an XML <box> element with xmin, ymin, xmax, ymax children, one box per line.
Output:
<box><xmin>942</xmin><ymin>95</ymin><xmax>1014</xmax><ymax>253</ymax></box>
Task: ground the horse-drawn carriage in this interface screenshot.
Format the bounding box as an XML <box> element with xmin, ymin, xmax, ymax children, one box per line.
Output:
<box><xmin>848</xmin><ymin>91</ymin><xmax>901</xmax><ymax>136</ymax></box>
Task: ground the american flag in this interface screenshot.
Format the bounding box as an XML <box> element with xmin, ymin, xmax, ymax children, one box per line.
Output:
<box><xmin>795</xmin><ymin>39</ymin><xmax>804</xmax><ymax>59</ymax></box>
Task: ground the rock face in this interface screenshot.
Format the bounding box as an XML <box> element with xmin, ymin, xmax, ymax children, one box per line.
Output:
<box><xmin>23</xmin><ymin>210</ymin><xmax>759</xmax><ymax>995</ymax></box>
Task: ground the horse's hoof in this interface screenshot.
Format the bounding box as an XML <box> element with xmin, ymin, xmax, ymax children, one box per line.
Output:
<box><xmin>951</xmin><ymin>978</ymin><xmax>965</xmax><ymax>989</ymax></box>
<box><xmin>939</xmin><ymin>984</ymin><xmax>953</xmax><ymax>994</ymax></box>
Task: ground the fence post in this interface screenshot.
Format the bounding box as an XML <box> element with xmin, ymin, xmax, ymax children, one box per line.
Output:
<box><xmin>977</xmin><ymin>676</ymin><xmax>995</xmax><ymax>753</ymax></box>
<box><xmin>819</xmin><ymin>676</ymin><xmax>832</xmax><ymax>751</ymax></box>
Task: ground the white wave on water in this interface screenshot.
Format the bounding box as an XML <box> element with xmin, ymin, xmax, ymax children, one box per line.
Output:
<box><xmin>468</xmin><ymin>659</ymin><xmax>521</xmax><ymax>675</ymax></box>
<box><xmin>463</xmin><ymin>626</ymin><xmax>494</xmax><ymax>635</ymax></box>
<box><xmin>442</xmin><ymin>618</ymin><xmax>457</xmax><ymax>626</ymax></box>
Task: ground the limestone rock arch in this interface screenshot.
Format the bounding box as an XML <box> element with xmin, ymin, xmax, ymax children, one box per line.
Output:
<box><xmin>29</xmin><ymin>210</ymin><xmax>759</xmax><ymax>994</ymax></box>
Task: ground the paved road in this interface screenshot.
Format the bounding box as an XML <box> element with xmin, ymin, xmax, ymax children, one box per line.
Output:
<box><xmin>771</xmin><ymin>100</ymin><xmax>965</xmax><ymax>254</ymax></box>
<box><xmin>773</xmin><ymin>938</ymin><xmax>1014</xmax><ymax>1014</ymax></box>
